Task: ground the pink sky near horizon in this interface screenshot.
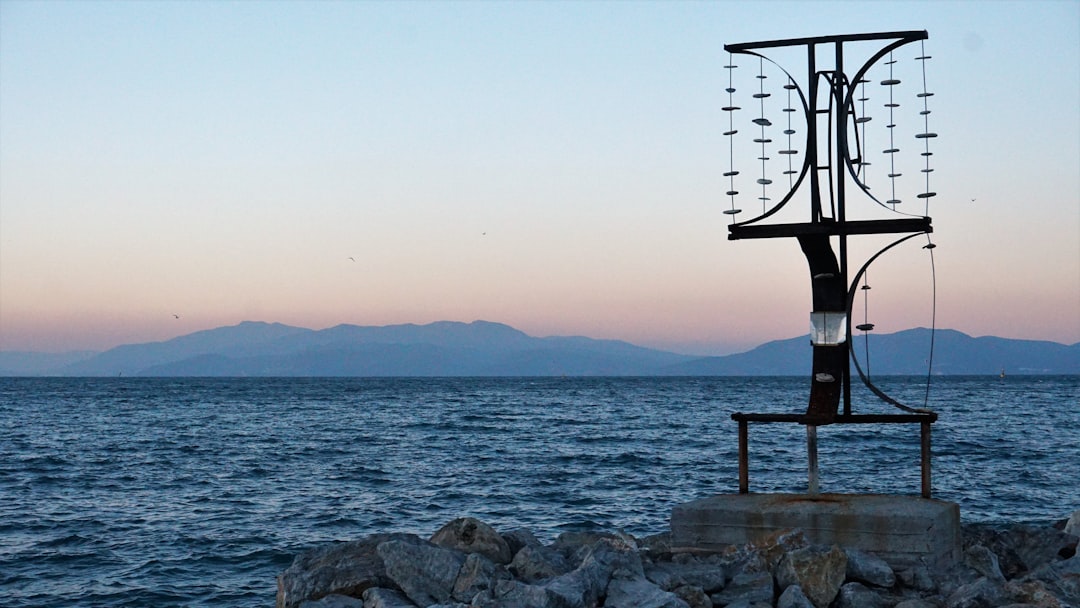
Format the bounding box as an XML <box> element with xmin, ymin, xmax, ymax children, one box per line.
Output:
<box><xmin>1</xmin><ymin>1</ymin><xmax>1078</xmax><ymax>356</ymax></box>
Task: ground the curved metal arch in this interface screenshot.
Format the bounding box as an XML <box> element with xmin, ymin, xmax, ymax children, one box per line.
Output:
<box><xmin>842</xmin><ymin>36</ymin><xmax>932</xmax><ymax>219</ymax></box>
<box><xmin>845</xmin><ymin>232</ymin><xmax>932</xmax><ymax>413</ymax></box>
<box><xmin>726</xmin><ymin>49</ymin><xmax>813</xmax><ymax>230</ymax></box>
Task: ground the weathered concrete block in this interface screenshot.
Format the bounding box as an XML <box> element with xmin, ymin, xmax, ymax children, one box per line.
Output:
<box><xmin>671</xmin><ymin>493</ymin><xmax>960</xmax><ymax>570</ymax></box>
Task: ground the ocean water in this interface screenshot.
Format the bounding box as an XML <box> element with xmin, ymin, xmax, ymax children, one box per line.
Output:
<box><xmin>1</xmin><ymin>376</ymin><xmax>1077</xmax><ymax>607</ymax></box>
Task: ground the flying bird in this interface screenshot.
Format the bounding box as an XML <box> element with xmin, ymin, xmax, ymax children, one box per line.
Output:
<box><xmin>173</xmin><ymin>314</ymin><xmax>180</xmax><ymax>319</ymax></box>
<box><xmin>348</xmin><ymin>256</ymin><xmax>355</xmax><ymax>262</ymax></box>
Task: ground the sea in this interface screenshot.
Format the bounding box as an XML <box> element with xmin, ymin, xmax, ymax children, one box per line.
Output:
<box><xmin>1</xmin><ymin>375</ymin><xmax>1077</xmax><ymax>607</ymax></box>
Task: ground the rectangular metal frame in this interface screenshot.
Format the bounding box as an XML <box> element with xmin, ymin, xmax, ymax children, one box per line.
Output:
<box><xmin>732</xmin><ymin>411</ymin><xmax>936</xmax><ymax>498</ymax></box>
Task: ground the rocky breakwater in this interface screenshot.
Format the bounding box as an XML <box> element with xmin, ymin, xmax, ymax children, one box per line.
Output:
<box><xmin>278</xmin><ymin>512</ymin><xmax>1080</xmax><ymax>608</ymax></box>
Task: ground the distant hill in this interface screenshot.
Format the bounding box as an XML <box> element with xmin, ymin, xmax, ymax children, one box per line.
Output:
<box><xmin>662</xmin><ymin>328</ymin><xmax>1080</xmax><ymax>376</ymax></box>
<box><xmin>1</xmin><ymin>321</ymin><xmax>1077</xmax><ymax>377</ymax></box>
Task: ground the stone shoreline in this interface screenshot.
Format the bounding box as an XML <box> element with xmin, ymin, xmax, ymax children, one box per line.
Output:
<box><xmin>277</xmin><ymin>512</ymin><xmax>1080</xmax><ymax>608</ymax></box>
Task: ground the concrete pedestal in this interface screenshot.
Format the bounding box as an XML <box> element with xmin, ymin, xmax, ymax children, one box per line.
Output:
<box><xmin>671</xmin><ymin>493</ymin><xmax>960</xmax><ymax>570</ymax></box>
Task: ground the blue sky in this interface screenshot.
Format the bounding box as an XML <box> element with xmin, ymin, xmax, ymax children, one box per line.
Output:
<box><xmin>1</xmin><ymin>0</ymin><xmax>1077</xmax><ymax>354</ymax></box>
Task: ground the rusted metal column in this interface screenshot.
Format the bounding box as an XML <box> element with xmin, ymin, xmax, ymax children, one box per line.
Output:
<box><xmin>921</xmin><ymin>421</ymin><xmax>932</xmax><ymax>498</ymax></box>
<box><xmin>807</xmin><ymin>425</ymin><xmax>820</xmax><ymax>495</ymax></box>
<box><xmin>738</xmin><ymin>419</ymin><xmax>749</xmax><ymax>494</ymax></box>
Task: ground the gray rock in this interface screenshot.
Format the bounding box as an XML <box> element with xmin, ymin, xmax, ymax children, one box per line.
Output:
<box><xmin>605</xmin><ymin>576</ymin><xmax>690</xmax><ymax>608</ymax></box>
<box><xmin>471</xmin><ymin>579</ymin><xmax>557</xmax><ymax>608</ymax></box>
<box><xmin>777</xmin><ymin>584</ymin><xmax>815</xmax><ymax>608</ymax></box>
<box><xmin>964</xmin><ymin>524</ymin><xmax>1077</xmax><ymax>578</ymax></box>
<box><xmin>945</xmin><ymin>576</ymin><xmax>1006</xmax><ymax>608</ymax></box>
<box><xmin>543</xmin><ymin>539</ymin><xmax>638</xmax><ymax>608</ymax></box>
<box><xmin>709</xmin><ymin>570</ymin><xmax>773</xmax><ymax>606</ymax></box>
<box><xmin>641</xmin><ymin>532</ymin><xmax>674</xmax><ymax>555</ymax></box>
<box><xmin>898</xmin><ymin>565</ymin><xmax>937</xmax><ymax>592</ymax></box>
<box><xmin>358</xmin><ymin>588</ymin><xmax>413</xmax><ymax>608</ymax></box>
<box><xmin>722</xmin><ymin>528</ymin><xmax>808</xmax><ymax>574</ymax></box>
<box><xmin>844</xmin><ymin>548</ymin><xmax>896</xmax><ymax>588</ymax></box>
<box><xmin>775</xmin><ymin>545</ymin><xmax>847</xmax><ymax>608</ymax></box>
<box><xmin>430</xmin><ymin>517</ymin><xmax>513</xmax><ymax>565</ymax></box>
<box><xmin>894</xmin><ymin>600</ymin><xmax>940</xmax><ymax>608</ymax></box>
<box><xmin>1003</xmin><ymin>526</ymin><xmax>1077</xmax><ymax>574</ymax></box>
<box><xmin>376</xmin><ymin>539</ymin><xmax>465</xmax><ymax>606</ymax></box>
<box><xmin>717</xmin><ymin>600</ymin><xmax>771</xmax><ymax>608</ymax></box>
<box><xmin>644</xmin><ymin>561</ymin><xmax>683</xmax><ymax>591</ymax></box>
<box><xmin>501</xmin><ymin>528</ymin><xmax>543</xmax><ymax>556</ymax></box>
<box><xmin>672</xmin><ymin>585</ymin><xmax>712</xmax><ymax>608</ymax></box>
<box><xmin>510</xmin><ymin>543</ymin><xmax>573</xmax><ymax>583</ymax></box>
<box><xmin>551</xmin><ymin>530</ymin><xmax>639</xmax><ymax>567</ymax></box>
<box><xmin>298</xmin><ymin>594</ymin><xmax>366</xmax><ymax>608</ymax></box>
<box><xmin>966</xmin><ymin>544</ymin><xmax>1006</xmax><ymax>582</ymax></box>
<box><xmin>1065</xmin><ymin>510</ymin><xmax>1080</xmax><ymax>538</ymax></box>
<box><xmin>1025</xmin><ymin>552</ymin><xmax>1080</xmax><ymax>602</ymax></box>
<box><xmin>1003</xmin><ymin>578</ymin><xmax>1066</xmax><ymax>606</ymax></box>
<box><xmin>277</xmin><ymin>534</ymin><xmax>422</xmax><ymax>608</ymax></box>
<box><xmin>834</xmin><ymin>581</ymin><xmax>886</xmax><ymax>608</ymax></box>
<box><xmin>644</xmin><ymin>557</ymin><xmax>725</xmax><ymax>593</ymax></box>
<box><xmin>452</xmin><ymin>552</ymin><xmax>510</xmax><ymax>602</ymax></box>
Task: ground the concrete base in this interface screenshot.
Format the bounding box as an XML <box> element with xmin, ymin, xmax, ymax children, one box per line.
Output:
<box><xmin>671</xmin><ymin>493</ymin><xmax>960</xmax><ymax>570</ymax></box>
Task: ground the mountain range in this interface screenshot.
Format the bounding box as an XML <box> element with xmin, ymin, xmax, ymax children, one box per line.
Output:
<box><xmin>1</xmin><ymin>320</ymin><xmax>1077</xmax><ymax>377</ymax></box>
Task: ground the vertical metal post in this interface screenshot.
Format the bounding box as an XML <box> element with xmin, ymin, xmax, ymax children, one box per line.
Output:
<box><xmin>807</xmin><ymin>425</ymin><xmax>819</xmax><ymax>495</ymax></box>
<box><xmin>738</xmin><ymin>420</ymin><xmax>749</xmax><ymax>494</ymax></box>
<box><xmin>921</xmin><ymin>421</ymin><xmax>932</xmax><ymax>498</ymax></box>
<box><xmin>834</xmin><ymin>40</ymin><xmax>853</xmax><ymax>419</ymax></box>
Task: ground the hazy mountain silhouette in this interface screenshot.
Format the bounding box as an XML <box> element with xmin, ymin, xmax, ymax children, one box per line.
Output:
<box><xmin>2</xmin><ymin>320</ymin><xmax>1077</xmax><ymax>376</ymax></box>
<box><xmin>663</xmin><ymin>328</ymin><xmax>1079</xmax><ymax>376</ymax></box>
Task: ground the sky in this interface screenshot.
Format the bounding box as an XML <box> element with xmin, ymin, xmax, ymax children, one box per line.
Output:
<box><xmin>1</xmin><ymin>0</ymin><xmax>1078</xmax><ymax>355</ymax></box>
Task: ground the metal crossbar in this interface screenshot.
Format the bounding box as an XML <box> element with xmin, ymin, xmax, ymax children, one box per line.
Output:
<box><xmin>731</xmin><ymin>412</ymin><xmax>936</xmax><ymax>498</ymax></box>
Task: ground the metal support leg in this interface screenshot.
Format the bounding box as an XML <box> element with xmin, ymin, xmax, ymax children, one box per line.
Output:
<box><xmin>921</xmin><ymin>421</ymin><xmax>932</xmax><ymax>498</ymax></box>
<box><xmin>738</xmin><ymin>419</ymin><xmax>749</xmax><ymax>494</ymax></box>
<box><xmin>807</xmin><ymin>425</ymin><xmax>819</xmax><ymax>495</ymax></box>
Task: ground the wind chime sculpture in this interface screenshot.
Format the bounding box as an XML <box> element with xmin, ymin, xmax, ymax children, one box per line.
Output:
<box><xmin>723</xmin><ymin>31</ymin><xmax>940</xmax><ymax>497</ymax></box>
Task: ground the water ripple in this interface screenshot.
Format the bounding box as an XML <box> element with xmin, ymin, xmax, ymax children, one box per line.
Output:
<box><xmin>0</xmin><ymin>376</ymin><xmax>1076</xmax><ymax>607</ymax></box>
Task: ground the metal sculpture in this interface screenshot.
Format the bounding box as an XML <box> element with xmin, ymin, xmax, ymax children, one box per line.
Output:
<box><xmin>722</xmin><ymin>31</ymin><xmax>940</xmax><ymax>497</ymax></box>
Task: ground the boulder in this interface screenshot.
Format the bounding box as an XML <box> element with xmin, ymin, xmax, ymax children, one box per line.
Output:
<box><xmin>894</xmin><ymin>600</ymin><xmax>939</xmax><ymax>608</ymax></box>
<box><xmin>376</xmin><ymin>539</ymin><xmax>465</xmax><ymax>606</ymax></box>
<box><xmin>298</xmin><ymin>594</ymin><xmax>365</xmax><ymax>608</ymax></box>
<box><xmin>966</xmin><ymin>544</ymin><xmax>1006</xmax><ymax>582</ymax></box>
<box><xmin>544</xmin><ymin>538</ymin><xmax>639</xmax><ymax>607</ymax></box>
<box><xmin>775</xmin><ymin>545</ymin><xmax>847</xmax><ymax>608</ymax></box>
<box><xmin>502</xmin><ymin>528</ymin><xmax>544</xmax><ymax>556</ymax></box>
<box><xmin>833</xmin><ymin>581</ymin><xmax>886</xmax><ymax>608</ymax></box>
<box><xmin>430</xmin><ymin>517</ymin><xmax>513</xmax><ymax>565</ymax></box>
<box><xmin>644</xmin><ymin>555</ymin><xmax>725</xmax><ymax>593</ymax></box>
<box><xmin>897</xmin><ymin>565</ymin><xmax>936</xmax><ymax>592</ymax></box>
<box><xmin>716</xmin><ymin>599</ymin><xmax>771</xmax><ymax>608</ymax></box>
<box><xmin>718</xmin><ymin>528</ymin><xmax>809</xmax><ymax>580</ymax></box>
<box><xmin>1065</xmin><ymin>510</ymin><xmax>1080</xmax><ymax>538</ymax></box>
<box><xmin>964</xmin><ymin>524</ymin><xmax>1077</xmax><ymax>578</ymax></box>
<box><xmin>358</xmin><ymin>588</ymin><xmax>413</xmax><ymax>608</ymax></box>
<box><xmin>1026</xmin><ymin>553</ymin><xmax>1080</xmax><ymax>603</ymax></box>
<box><xmin>641</xmin><ymin>532</ymin><xmax>675</xmax><ymax>556</ymax></box>
<box><xmin>945</xmin><ymin>576</ymin><xmax>1006</xmax><ymax>608</ymax></box>
<box><xmin>605</xmin><ymin>576</ymin><xmax>691</xmax><ymax>608</ymax></box>
<box><xmin>844</xmin><ymin>548</ymin><xmax>896</xmax><ymax>588</ymax></box>
<box><xmin>471</xmin><ymin>579</ymin><xmax>558</xmax><ymax>608</ymax></box>
<box><xmin>452</xmin><ymin>552</ymin><xmax>510</xmax><ymax>602</ymax></box>
<box><xmin>1004</xmin><ymin>578</ymin><xmax>1066</xmax><ymax>607</ymax></box>
<box><xmin>551</xmin><ymin>530</ymin><xmax>638</xmax><ymax>566</ymax></box>
<box><xmin>277</xmin><ymin>533</ymin><xmax>421</xmax><ymax>608</ymax></box>
<box><xmin>776</xmin><ymin>584</ymin><xmax>815</xmax><ymax>608</ymax></box>
<box><xmin>510</xmin><ymin>544</ymin><xmax>573</xmax><ymax>583</ymax></box>
<box><xmin>709</xmin><ymin>570</ymin><xmax>773</xmax><ymax>606</ymax></box>
<box><xmin>672</xmin><ymin>584</ymin><xmax>712</xmax><ymax>608</ymax></box>
<box><xmin>1004</xmin><ymin>526</ymin><xmax>1078</xmax><ymax>572</ymax></box>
